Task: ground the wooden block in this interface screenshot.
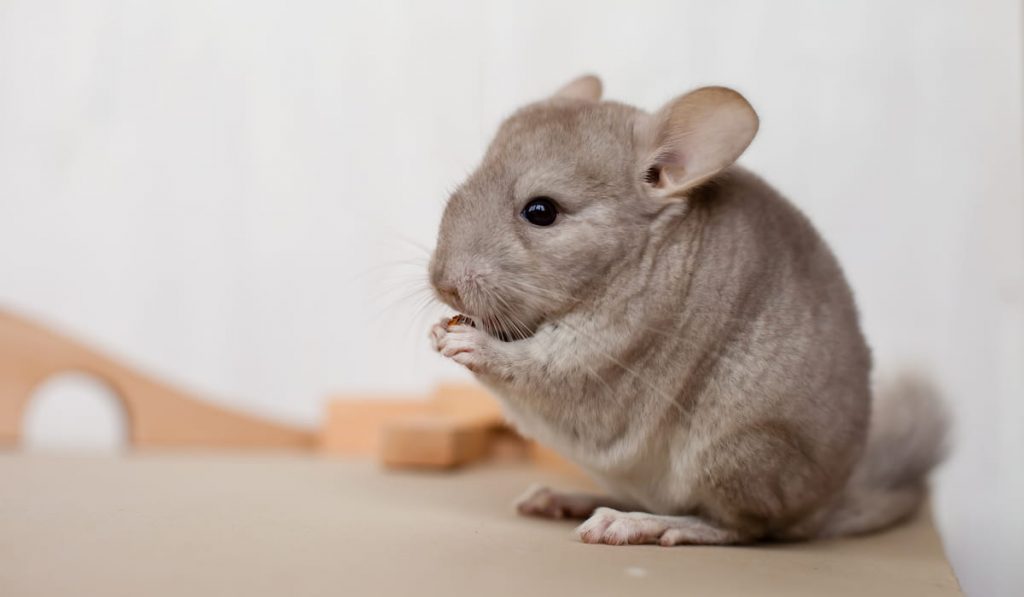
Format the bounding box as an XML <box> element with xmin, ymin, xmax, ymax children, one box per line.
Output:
<box><xmin>379</xmin><ymin>414</ymin><xmax>491</xmax><ymax>469</ymax></box>
<box><xmin>375</xmin><ymin>382</ymin><xmax>509</xmax><ymax>468</ymax></box>
<box><xmin>487</xmin><ymin>427</ymin><xmax>530</xmax><ymax>462</ymax></box>
<box><xmin>528</xmin><ymin>441</ymin><xmax>591</xmax><ymax>482</ymax></box>
<box><xmin>430</xmin><ymin>382</ymin><xmax>504</xmax><ymax>428</ymax></box>
<box><xmin>319</xmin><ymin>398</ymin><xmax>431</xmax><ymax>456</ymax></box>
<box><xmin>322</xmin><ymin>382</ymin><xmax>509</xmax><ymax>467</ymax></box>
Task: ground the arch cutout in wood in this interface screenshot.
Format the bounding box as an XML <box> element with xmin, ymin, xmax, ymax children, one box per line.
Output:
<box><xmin>0</xmin><ymin>308</ymin><xmax>315</xmax><ymax>450</ymax></box>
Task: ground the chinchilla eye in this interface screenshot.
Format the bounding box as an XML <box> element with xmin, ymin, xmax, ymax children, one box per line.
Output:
<box><xmin>521</xmin><ymin>197</ymin><xmax>559</xmax><ymax>226</ymax></box>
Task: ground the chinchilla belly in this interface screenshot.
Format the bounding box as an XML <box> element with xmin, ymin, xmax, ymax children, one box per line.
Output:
<box><xmin>493</xmin><ymin>385</ymin><xmax>701</xmax><ymax>515</ymax></box>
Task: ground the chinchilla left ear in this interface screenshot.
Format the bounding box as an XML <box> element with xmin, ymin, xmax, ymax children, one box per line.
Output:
<box><xmin>636</xmin><ymin>86</ymin><xmax>758</xmax><ymax>198</ymax></box>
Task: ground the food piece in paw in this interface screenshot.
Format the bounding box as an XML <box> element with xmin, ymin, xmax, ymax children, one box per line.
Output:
<box><xmin>446</xmin><ymin>314</ymin><xmax>476</xmax><ymax>329</ymax></box>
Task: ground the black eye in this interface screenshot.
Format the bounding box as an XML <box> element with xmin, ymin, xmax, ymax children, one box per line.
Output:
<box><xmin>521</xmin><ymin>197</ymin><xmax>559</xmax><ymax>226</ymax></box>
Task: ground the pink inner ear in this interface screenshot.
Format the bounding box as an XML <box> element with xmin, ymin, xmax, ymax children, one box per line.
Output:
<box><xmin>652</xmin><ymin>147</ymin><xmax>685</xmax><ymax>169</ymax></box>
<box><xmin>645</xmin><ymin>149</ymin><xmax>686</xmax><ymax>188</ymax></box>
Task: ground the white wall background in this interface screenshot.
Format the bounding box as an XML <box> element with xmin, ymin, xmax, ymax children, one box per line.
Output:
<box><xmin>1</xmin><ymin>1</ymin><xmax>1021</xmax><ymax>594</ymax></box>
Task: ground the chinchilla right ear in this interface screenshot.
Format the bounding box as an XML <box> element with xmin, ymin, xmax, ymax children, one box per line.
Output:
<box><xmin>635</xmin><ymin>86</ymin><xmax>759</xmax><ymax>199</ymax></box>
<box><xmin>551</xmin><ymin>74</ymin><xmax>603</xmax><ymax>102</ymax></box>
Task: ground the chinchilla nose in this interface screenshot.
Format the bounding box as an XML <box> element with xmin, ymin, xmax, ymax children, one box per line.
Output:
<box><xmin>435</xmin><ymin>282</ymin><xmax>464</xmax><ymax>310</ymax></box>
<box><xmin>430</xmin><ymin>260</ymin><xmax>466</xmax><ymax>311</ymax></box>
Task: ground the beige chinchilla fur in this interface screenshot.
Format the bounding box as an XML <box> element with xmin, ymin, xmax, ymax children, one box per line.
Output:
<box><xmin>427</xmin><ymin>74</ymin><xmax>947</xmax><ymax>545</ymax></box>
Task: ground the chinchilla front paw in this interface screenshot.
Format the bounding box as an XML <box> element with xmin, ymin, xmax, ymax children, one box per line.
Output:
<box><xmin>430</xmin><ymin>317</ymin><xmax>505</xmax><ymax>376</ymax></box>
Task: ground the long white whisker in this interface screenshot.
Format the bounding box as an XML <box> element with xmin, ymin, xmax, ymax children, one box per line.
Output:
<box><xmin>477</xmin><ymin>281</ymin><xmax>632</xmax><ymax>411</ymax></box>
<box><xmin>470</xmin><ymin>276</ymin><xmax>686</xmax><ymax>416</ymax></box>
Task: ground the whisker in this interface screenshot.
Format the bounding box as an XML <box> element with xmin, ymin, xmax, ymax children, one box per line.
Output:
<box><xmin>502</xmin><ymin>276</ymin><xmax>751</xmax><ymax>344</ymax></box>
<box><xmin>476</xmin><ymin>278</ymin><xmax>687</xmax><ymax>416</ymax></box>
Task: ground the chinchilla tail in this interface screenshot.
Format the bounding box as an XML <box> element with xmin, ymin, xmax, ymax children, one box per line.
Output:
<box><xmin>818</xmin><ymin>372</ymin><xmax>950</xmax><ymax>538</ymax></box>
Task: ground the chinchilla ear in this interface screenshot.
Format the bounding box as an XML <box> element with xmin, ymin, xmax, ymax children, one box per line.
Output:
<box><xmin>635</xmin><ymin>86</ymin><xmax>758</xmax><ymax>198</ymax></box>
<box><xmin>551</xmin><ymin>74</ymin><xmax>603</xmax><ymax>102</ymax></box>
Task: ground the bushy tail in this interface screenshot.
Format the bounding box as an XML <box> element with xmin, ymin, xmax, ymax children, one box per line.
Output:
<box><xmin>820</xmin><ymin>373</ymin><xmax>950</xmax><ymax>538</ymax></box>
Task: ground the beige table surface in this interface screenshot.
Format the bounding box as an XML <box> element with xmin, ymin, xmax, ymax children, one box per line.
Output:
<box><xmin>0</xmin><ymin>453</ymin><xmax>961</xmax><ymax>596</ymax></box>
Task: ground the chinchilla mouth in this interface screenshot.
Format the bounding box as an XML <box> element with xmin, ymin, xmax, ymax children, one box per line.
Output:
<box><xmin>448</xmin><ymin>311</ymin><xmax>538</xmax><ymax>343</ymax></box>
<box><xmin>478</xmin><ymin>315</ymin><xmax>535</xmax><ymax>343</ymax></box>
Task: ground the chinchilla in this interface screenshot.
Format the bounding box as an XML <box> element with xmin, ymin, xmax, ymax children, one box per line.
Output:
<box><xmin>428</xmin><ymin>75</ymin><xmax>947</xmax><ymax>545</ymax></box>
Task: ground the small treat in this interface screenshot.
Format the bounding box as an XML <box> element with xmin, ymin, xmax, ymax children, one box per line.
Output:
<box><xmin>447</xmin><ymin>314</ymin><xmax>476</xmax><ymax>329</ymax></box>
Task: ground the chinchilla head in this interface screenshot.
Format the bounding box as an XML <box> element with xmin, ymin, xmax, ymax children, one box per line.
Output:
<box><xmin>429</xmin><ymin>75</ymin><xmax>758</xmax><ymax>340</ymax></box>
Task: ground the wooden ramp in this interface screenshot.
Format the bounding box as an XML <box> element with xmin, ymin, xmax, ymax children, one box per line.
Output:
<box><xmin>0</xmin><ymin>308</ymin><xmax>314</xmax><ymax>449</ymax></box>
